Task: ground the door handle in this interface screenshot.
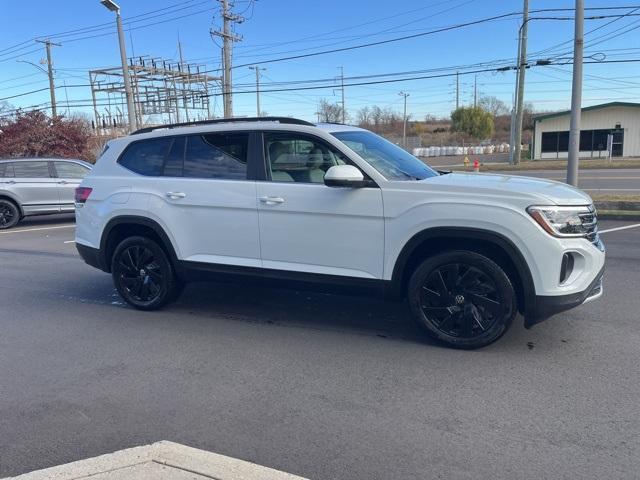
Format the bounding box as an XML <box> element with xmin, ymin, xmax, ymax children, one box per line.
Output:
<box><xmin>5</xmin><ymin>180</ymin><xmax>16</xmax><ymax>185</ymax></box>
<box><xmin>259</xmin><ymin>196</ymin><xmax>285</xmax><ymax>205</ymax></box>
<box><xmin>166</xmin><ymin>191</ymin><xmax>186</xmax><ymax>199</ymax></box>
<box><xmin>58</xmin><ymin>180</ymin><xmax>68</xmax><ymax>185</ymax></box>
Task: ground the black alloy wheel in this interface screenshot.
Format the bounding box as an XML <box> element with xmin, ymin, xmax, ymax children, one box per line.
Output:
<box><xmin>111</xmin><ymin>236</ymin><xmax>181</xmax><ymax>310</ymax></box>
<box><xmin>0</xmin><ymin>200</ymin><xmax>19</xmax><ymax>230</ymax></box>
<box><xmin>408</xmin><ymin>250</ymin><xmax>517</xmax><ymax>349</ymax></box>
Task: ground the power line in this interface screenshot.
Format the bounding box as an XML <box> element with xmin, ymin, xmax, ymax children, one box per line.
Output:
<box><xmin>200</xmin><ymin>6</ymin><xmax>640</xmax><ymax>73</ymax></box>
<box><xmin>0</xmin><ymin>0</ymin><xmax>208</xmax><ymax>57</ymax></box>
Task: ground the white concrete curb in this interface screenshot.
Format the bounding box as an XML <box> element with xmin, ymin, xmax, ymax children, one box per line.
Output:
<box><xmin>5</xmin><ymin>441</ymin><xmax>309</xmax><ymax>480</ymax></box>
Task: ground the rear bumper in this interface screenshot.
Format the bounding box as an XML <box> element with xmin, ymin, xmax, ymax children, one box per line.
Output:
<box><xmin>76</xmin><ymin>243</ymin><xmax>108</xmax><ymax>272</ymax></box>
<box><xmin>525</xmin><ymin>265</ymin><xmax>604</xmax><ymax>328</ymax></box>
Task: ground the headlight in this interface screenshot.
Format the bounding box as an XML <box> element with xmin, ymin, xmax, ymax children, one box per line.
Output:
<box><xmin>527</xmin><ymin>205</ymin><xmax>596</xmax><ymax>238</ymax></box>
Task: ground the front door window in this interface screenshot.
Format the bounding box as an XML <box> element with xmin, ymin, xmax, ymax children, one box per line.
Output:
<box><xmin>264</xmin><ymin>133</ymin><xmax>348</xmax><ymax>183</ymax></box>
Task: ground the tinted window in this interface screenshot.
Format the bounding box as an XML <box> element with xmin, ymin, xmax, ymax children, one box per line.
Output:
<box><xmin>54</xmin><ymin>161</ymin><xmax>90</xmax><ymax>179</ymax></box>
<box><xmin>0</xmin><ymin>163</ymin><xmax>13</xmax><ymax>178</ymax></box>
<box><xmin>183</xmin><ymin>133</ymin><xmax>248</xmax><ymax>180</ymax></box>
<box><xmin>12</xmin><ymin>161</ymin><xmax>51</xmax><ymax>178</ymax></box>
<box><xmin>541</xmin><ymin>132</ymin><xmax>558</xmax><ymax>153</ymax></box>
<box><xmin>119</xmin><ymin>138</ymin><xmax>172</xmax><ymax>176</ymax></box>
<box><xmin>579</xmin><ymin>130</ymin><xmax>593</xmax><ymax>151</ymax></box>
<box><xmin>557</xmin><ymin>131</ymin><xmax>570</xmax><ymax>152</ymax></box>
<box><xmin>593</xmin><ymin>129</ymin><xmax>609</xmax><ymax>150</ymax></box>
<box><xmin>265</xmin><ymin>132</ymin><xmax>349</xmax><ymax>183</ymax></box>
<box><xmin>163</xmin><ymin>137</ymin><xmax>185</xmax><ymax>177</ymax></box>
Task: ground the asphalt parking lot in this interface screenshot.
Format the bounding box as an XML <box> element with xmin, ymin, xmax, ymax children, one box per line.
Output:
<box><xmin>1</xmin><ymin>215</ymin><xmax>639</xmax><ymax>479</ymax></box>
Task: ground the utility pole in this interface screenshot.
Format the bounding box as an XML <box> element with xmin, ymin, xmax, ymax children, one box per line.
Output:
<box><xmin>212</xmin><ymin>0</ymin><xmax>243</xmax><ymax>118</ymax></box>
<box><xmin>473</xmin><ymin>75</ymin><xmax>478</xmax><ymax>108</ymax></box>
<box><xmin>63</xmin><ymin>80</ymin><xmax>70</xmax><ymax>116</ymax></box>
<box><xmin>399</xmin><ymin>91</ymin><xmax>409</xmax><ymax>149</ymax></box>
<box><xmin>513</xmin><ymin>0</ymin><xmax>529</xmax><ymax>165</ymax></box>
<box><xmin>100</xmin><ymin>0</ymin><xmax>137</xmax><ymax>131</ymax></box>
<box><xmin>567</xmin><ymin>0</ymin><xmax>584</xmax><ymax>186</ymax></box>
<box><xmin>178</xmin><ymin>40</ymin><xmax>190</xmax><ymax>122</ymax></box>
<box><xmin>36</xmin><ymin>39</ymin><xmax>60</xmax><ymax>117</ymax></box>
<box><xmin>455</xmin><ymin>71</ymin><xmax>459</xmax><ymax>110</ymax></box>
<box><xmin>339</xmin><ymin>66</ymin><xmax>345</xmax><ymax>123</ymax></box>
<box><xmin>248</xmin><ymin>65</ymin><xmax>266</xmax><ymax>116</ymax></box>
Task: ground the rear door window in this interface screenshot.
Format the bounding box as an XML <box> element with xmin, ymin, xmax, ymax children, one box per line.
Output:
<box><xmin>54</xmin><ymin>161</ymin><xmax>90</xmax><ymax>179</ymax></box>
<box><xmin>183</xmin><ymin>133</ymin><xmax>248</xmax><ymax>180</ymax></box>
<box><xmin>12</xmin><ymin>161</ymin><xmax>51</xmax><ymax>178</ymax></box>
<box><xmin>118</xmin><ymin>138</ymin><xmax>173</xmax><ymax>176</ymax></box>
<box><xmin>163</xmin><ymin>137</ymin><xmax>186</xmax><ymax>177</ymax></box>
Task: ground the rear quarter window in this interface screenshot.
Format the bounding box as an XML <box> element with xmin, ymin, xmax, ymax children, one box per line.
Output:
<box><xmin>0</xmin><ymin>163</ymin><xmax>13</xmax><ymax>178</ymax></box>
<box><xmin>118</xmin><ymin>138</ymin><xmax>173</xmax><ymax>176</ymax></box>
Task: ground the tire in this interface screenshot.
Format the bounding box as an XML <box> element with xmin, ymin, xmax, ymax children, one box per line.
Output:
<box><xmin>111</xmin><ymin>236</ymin><xmax>182</xmax><ymax>310</ymax></box>
<box><xmin>0</xmin><ymin>199</ymin><xmax>20</xmax><ymax>230</ymax></box>
<box><xmin>408</xmin><ymin>250</ymin><xmax>517</xmax><ymax>349</ymax></box>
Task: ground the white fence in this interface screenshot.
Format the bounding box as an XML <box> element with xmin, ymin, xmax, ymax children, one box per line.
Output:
<box><xmin>413</xmin><ymin>143</ymin><xmax>510</xmax><ymax>157</ymax></box>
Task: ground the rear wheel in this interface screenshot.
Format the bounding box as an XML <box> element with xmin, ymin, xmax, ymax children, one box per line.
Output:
<box><xmin>408</xmin><ymin>250</ymin><xmax>517</xmax><ymax>349</ymax></box>
<box><xmin>0</xmin><ymin>199</ymin><xmax>20</xmax><ymax>230</ymax></box>
<box><xmin>111</xmin><ymin>236</ymin><xmax>182</xmax><ymax>310</ymax></box>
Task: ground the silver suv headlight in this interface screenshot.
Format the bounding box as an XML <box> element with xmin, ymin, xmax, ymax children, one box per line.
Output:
<box><xmin>527</xmin><ymin>205</ymin><xmax>597</xmax><ymax>238</ymax></box>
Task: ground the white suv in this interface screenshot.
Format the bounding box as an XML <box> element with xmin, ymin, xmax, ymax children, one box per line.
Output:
<box><xmin>75</xmin><ymin>117</ymin><xmax>605</xmax><ymax>348</ymax></box>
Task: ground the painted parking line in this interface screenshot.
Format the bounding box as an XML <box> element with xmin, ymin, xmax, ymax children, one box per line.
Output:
<box><xmin>0</xmin><ymin>224</ymin><xmax>75</xmax><ymax>235</ymax></box>
<box><xmin>584</xmin><ymin>188</ymin><xmax>640</xmax><ymax>192</ymax></box>
<box><xmin>599</xmin><ymin>223</ymin><xmax>640</xmax><ymax>234</ymax></box>
<box><xmin>63</xmin><ymin>240</ymin><xmax>75</xmax><ymax>244</ymax></box>
<box><xmin>544</xmin><ymin>177</ymin><xmax>640</xmax><ymax>180</ymax></box>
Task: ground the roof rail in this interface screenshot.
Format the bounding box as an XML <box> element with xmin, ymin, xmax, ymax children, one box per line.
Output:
<box><xmin>131</xmin><ymin>117</ymin><xmax>315</xmax><ymax>135</ymax></box>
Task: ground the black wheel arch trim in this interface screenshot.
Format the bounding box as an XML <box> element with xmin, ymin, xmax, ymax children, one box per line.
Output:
<box><xmin>0</xmin><ymin>193</ymin><xmax>24</xmax><ymax>216</ymax></box>
<box><xmin>527</xmin><ymin>265</ymin><xmax>604</xmax><ymax>328</ymax></box>
<box><xmin>97</xmin><ymin>216</ymin><xmax>180</xmax><ymax>273</ymax></box>
<box><xmin>390</xmin><ymin>227</ymin><xmax>537</xmax><ymax>321</ymax></box>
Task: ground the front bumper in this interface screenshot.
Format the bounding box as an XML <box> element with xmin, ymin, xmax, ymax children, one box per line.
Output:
<box><xmin>525</xmin><ymin>265</ymin><xmax>604</xmax><ymax>328</ymax></box>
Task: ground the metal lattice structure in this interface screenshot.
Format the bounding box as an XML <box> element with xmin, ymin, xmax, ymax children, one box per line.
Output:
<box><xmin>89</xmin><ymin>56</ymin><xmax>221</xmax><ymax>133</ymax></box>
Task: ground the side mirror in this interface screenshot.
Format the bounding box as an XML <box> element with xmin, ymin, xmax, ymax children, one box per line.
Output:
<box><xmin>324</xmin><ymin>165</ymin><xmax>367</xmax><ymax>188</ymax></box>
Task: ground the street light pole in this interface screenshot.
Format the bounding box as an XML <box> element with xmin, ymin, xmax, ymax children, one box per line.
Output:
<box><xmin>100</xmin><ymin>0</ymin><xmax>137</xmax><ymax>132</ymax></box>
<box><xmin>248</xmin><ymin>65</ymin><xmax>266</xmax><ymax>117</ymax></box>
<box><xmin>399</xmin><ymin>91</ymin><xmax>409</xmax><ymax>149</ymax></box>
<box><xmin>567</xmin><ymin>0</ymin><xmax>584</xmax><ymax>187</ymax></box>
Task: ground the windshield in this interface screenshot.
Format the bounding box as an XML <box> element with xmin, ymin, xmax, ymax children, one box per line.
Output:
<box><xmin>332</xmin><ymin>131</ymin><xmax>438</xmax><ymax>181</ymax></box>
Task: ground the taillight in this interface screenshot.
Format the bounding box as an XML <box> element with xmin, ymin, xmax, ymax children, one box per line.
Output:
<box><xmin>75</xmin><ymin>187</ymin><xmax>93</xmax><ymax>204</ymax></box>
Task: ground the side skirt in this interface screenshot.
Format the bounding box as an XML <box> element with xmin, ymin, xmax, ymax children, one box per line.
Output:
<box><xmin>176</xmin><ymin>260</ymin><xmax>395</xmax><ymax>300</ymax></box>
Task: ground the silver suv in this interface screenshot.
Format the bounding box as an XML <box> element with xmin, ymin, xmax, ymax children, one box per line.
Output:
<box><xmin>0</xmin><ymin>158</ymin><xmax>91</xmax><ymax>229</ymax></box>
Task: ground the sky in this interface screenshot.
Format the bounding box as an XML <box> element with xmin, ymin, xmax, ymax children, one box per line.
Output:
<box><xmin>1</xmin><ymin>0</ymin><xmax>639</xmax><ymax>124</ymax></box>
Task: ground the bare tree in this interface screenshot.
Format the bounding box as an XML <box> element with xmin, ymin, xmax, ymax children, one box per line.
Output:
<box><xmin>317</xmin><ymin>99</ymin><xmax>346</xmax><ymax>123</ymax></box>
<box><xmin>0</xmin><ymin>101</ymin><xmax>14</xmax><ymax>126</ymax></box>
<box><xmin>479</xmin><ymin>96</ymin><xmax>509</xmax><ymax>117</ymax></box>
<box><xmin>356</xmin><ymin>106</ymin><xmax>371</xmax><ymax>126</ymax></box>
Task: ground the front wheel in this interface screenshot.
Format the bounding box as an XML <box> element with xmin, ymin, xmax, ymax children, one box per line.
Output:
<box><xmin>0</xmin><ymin>199</ymin><xmax>20</xmax><ymax>229</ymax></box>
<box><xmin>111</xmin><ymin>236</ymin><xmax>182</xmax><ymax>310</ymax></box>
<box><xmin>408</xmin><ymin>250</ymin><xmax>517</xmax><ymax>349</ymax></box>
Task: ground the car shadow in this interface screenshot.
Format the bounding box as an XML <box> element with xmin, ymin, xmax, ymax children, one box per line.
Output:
<box><xmin>68</xmin><ymin>272</ymin><xmax>529</xmax><ymax>351</ymax></box>
<box><xmin>19</xmin><ymin>213</ymin><xmax>75</xmax><ymax>227</ymax></box>
<box><xmin>157</xmin><ymin>280</ymin><xmax>439</xmax><ymax>346</ymax></box>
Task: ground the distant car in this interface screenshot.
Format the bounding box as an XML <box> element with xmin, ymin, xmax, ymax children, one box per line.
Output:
<box><xmin>0</xmin><ymin>158</ymin><xmax>92</xmax><ymax>229</ymax></box>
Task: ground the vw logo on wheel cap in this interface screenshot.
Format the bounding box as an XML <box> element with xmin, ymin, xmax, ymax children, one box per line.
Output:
<box><xmin>454</xmin><ymin>294</ymin><xmax>465</xmax><ymax>305</ymax></box>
